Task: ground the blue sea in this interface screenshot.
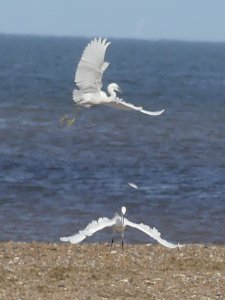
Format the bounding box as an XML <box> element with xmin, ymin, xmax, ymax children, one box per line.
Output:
<box><xmin>0</xmin><ymin>34</ymin><xmax>225</xmax><ymax>244</ymax></box>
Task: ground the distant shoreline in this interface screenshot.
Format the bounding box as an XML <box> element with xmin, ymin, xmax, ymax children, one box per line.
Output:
<box><xmin>1</xmin><ymin>32</ymin><xmax>225</xmax><ymax>44</ymax></box>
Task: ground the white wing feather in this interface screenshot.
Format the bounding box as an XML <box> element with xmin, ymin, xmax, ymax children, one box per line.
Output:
<box><xmin>104</xmin><ymin>98</ymin><xmax>165</xmax><ymax>116</ymax></box>
<box><xmin>75</xmin><ymin>38</ymin><xmax>110</xmax><ymax>93</ymax></box>
<box><xmin>60</xmin><ymin>216</ymin><xmax>116</xmax><ymax>244</ymax></box>
<box><xmin>124</xmin><ymin>218</ymin><xmax>178</xmax><ymax>248</ymax></box>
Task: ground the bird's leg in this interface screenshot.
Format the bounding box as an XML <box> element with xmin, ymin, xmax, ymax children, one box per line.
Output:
<box><xmin>65</xmin><ymin>106</ymin><xmax>80</xmax><ymax>126</ymax></box>
<box><xmin>108</xmin><ymin>228</ymin><xmax>116</xmax><ymax>254</ymax></box>
<box><xmin>121</xmin><ymin>231</ymin><xmax>128</xmax><ymax>264</ymax></box>
<box><xmin>109</xmin><ymin>238</ymin><xmax>114</xmax><ymax>254</ymax></box>
<box><xmin>75</xmin><ymin>105</ymin><xmax>80</xmax><ymax>121</ymax></box>
<box><xmin>121</xmin><ymin>231</ymin><xmax>124</xmax><ymax>252</ymax></box>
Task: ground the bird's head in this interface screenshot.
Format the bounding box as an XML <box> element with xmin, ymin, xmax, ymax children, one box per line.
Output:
<box><xmin>121</xmin><ymin>206</ymin><xmax>126</xmax><ymax>215</ymax></box>
<box><xmin>108</xmin><ymin>83</ymin><xmax>122</xmax><ymax>94</ymax></box>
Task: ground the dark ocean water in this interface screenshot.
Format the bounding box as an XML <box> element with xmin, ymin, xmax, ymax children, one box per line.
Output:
<box><xmin>0</xmin><ymin>34</ymin><xmax>225</xmax><ymax>244</ymax></box>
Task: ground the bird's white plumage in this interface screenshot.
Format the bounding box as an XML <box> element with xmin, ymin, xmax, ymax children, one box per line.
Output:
<box><xmin>60</xmin><ymin>216</ymin><xmax>116</xmax><ymax>244</ymax></box>
<box><xmin>60</xmin><ymin>207</ymin><xmax>180</xmax><ymax>248</ymax></box>
<box><xmin>123</xmin><ymin>218</ymin><xmax>178</xmax><ymax>249</ymax></box>
<box><xmin>72</xmin><ymin>38</ymin><xmax>165</xmax><ymax>116</ymax></box>
<box><xmin>104</xmin><ymin>100</ymin><xmax>164</xmax><ymax>115</ymax></box>
<box><xmin>75</xmin><ymin>38</ymin><xmax>110</xmax><ymax>93</ymax></box>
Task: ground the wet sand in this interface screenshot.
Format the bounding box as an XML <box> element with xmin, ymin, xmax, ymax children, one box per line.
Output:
<box><xmin>0</xmin><ymin>242</ymin><xmax>225</xmax><ymax>299</ymax></box>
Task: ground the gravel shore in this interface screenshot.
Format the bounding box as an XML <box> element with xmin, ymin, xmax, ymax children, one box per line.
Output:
<box><xmin>0</xmin><ymin>242</ymin><xmax>225</xmax><ymax>299</ymax></box>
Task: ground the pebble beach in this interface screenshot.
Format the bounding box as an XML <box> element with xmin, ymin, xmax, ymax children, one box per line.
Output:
<box><xmin>0</xmin><ymin>242</ymin><xmax>225</xmax><ymax>299</ymax></box>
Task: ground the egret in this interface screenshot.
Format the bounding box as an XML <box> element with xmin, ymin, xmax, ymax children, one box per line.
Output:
<box><xmin>60</xmin><ymin>206</ymin><xmax>181</xmax><ymax>251</ymax></box>
<box><xmin>72</xmin><ymin>38</ymin><xmax>164</xmax><ymax>116</ymax></box>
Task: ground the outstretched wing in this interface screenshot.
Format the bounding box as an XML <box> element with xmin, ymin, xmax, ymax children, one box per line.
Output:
<box><xmin>75</xmin><ymin>38</ymin><xmax>111</xmax><ymax>93</ymax></box>
<box><xmin>104</xmin><ymin>98</ymin><xmax>165</xmax><ymax>116</ymax></box>
<box><xmin>60</xmin><ymin>216</ymin><xmax>116</xmax><ymax>244</ymax></box>
<box><xmin>124</xmin><ymin>218</ymin><xmax>179</xmax><ymax>248</ymax></box>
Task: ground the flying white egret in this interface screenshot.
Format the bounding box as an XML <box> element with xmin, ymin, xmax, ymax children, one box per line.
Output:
<box><xmin>60</xmin><ymin>206</ymin><xmax>181</xmax><ymax>251</ymax></box>
<box><xmin>72</xmin><ymin>38</ymin><xmax>165</xmax><ymax>116</ymax></box>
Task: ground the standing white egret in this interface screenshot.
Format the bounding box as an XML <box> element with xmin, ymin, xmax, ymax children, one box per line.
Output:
<box><xmin>72</xmin><ymin>38</ymin><xmax>164</xmax><ymax>116</ymax></box>
<box><xmin>60</xmin><ymin>207</ymin><xmax>181</xmax><ymax>250</ymax></box>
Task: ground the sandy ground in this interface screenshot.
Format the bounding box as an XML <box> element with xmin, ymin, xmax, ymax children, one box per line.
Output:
<box><xmin>0</xmin><ymin>242</ymin><xmax>225</xmax><ymax>300</ymax></box>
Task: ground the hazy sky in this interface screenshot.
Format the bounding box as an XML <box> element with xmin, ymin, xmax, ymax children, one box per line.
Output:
<box><xmin>1</xmin><ymin>0</ymin><xmax>225</xmax><ymax>42</ymax></box>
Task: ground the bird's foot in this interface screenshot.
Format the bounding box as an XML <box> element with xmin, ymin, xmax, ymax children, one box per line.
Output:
<box><xmin>60</xmin><ymin>115</ymin><xmax>76</xmax><ymax>126</ymax></box>
<box><xmin>66</xmin><ymin>118</ymin><xmax>76</xmax><ymax>126</ymax></box>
